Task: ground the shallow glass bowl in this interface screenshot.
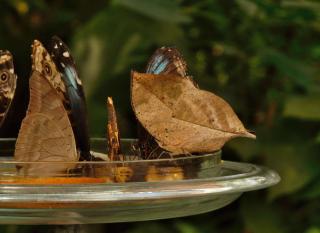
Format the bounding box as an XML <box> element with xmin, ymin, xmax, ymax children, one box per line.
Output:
<box><xmin>0</xmin><ymin>138</ymin><xmax>280</xmax><ymax>225</ymax></box>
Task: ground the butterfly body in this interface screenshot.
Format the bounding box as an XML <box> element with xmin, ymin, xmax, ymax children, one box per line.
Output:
<box><xmin>0</xmin><ymin>50</ymin><xmax>17</xmax><ymax>127</ymax></box>
<box><xmin>49</xmin><ymin>36</ymin><xmax>91</xmax><ymax>160</ymax></box>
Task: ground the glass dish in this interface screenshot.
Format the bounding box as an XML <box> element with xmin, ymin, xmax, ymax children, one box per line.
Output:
<box><xmin>0</xmin><ymin>138</ymin><xmax>280</xmax><ymax>225</ymax></box>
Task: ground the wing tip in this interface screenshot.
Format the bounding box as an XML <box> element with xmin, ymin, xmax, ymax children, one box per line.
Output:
<box><xmin>243</xmin><ymin>130</ymin><xmax>256</xmax><ymax>139</ymax></box>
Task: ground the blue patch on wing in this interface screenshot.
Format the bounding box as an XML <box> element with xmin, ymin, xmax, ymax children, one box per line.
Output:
<box><xmin>154</xmin><ymin>59</ymin><xmax>169</xmax><ymax>74</ymax></box>
<box><xmin>146</xmin><ymin>55</ymin><xmax>169</xmax><ymax>74</ymax></box>
<box><xmin>63</xmin><ymin>66</ymin><xmax>78</xmax><ymax>89</ymax></box>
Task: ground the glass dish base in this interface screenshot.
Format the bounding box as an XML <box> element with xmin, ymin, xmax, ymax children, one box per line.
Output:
<box><xmin>0</xmin><ymin>138</ymin><xmax>280</xmax><ymax>224</ymax></box>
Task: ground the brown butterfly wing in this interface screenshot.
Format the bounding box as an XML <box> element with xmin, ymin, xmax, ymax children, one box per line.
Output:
<box><xmin>138</xmin><ymin>47</ymin><xmax>188</xmax><ymax>159</ymax></box>
<box><xmin>131</xmin><ymin>72</ymin><xmax>255</xmax><ymax>155</ymax></box>
<box><xmin>14</xmin><ymin>71</ymin><xmax>78</xmax><ymax>176</ymax></box>
<box><xmin>0</xmin><ymin>50</ymin><xmax>17</xmax><ymax>127</ymax></box>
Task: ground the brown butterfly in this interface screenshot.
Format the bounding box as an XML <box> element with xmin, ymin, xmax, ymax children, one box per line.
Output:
<box><xmin>14</xmin><ymin>40</ymin><xmax>78</xmax><ymax>176</ymax></box>
<box><xmin>131</xmin><ymin>71</ymin><xmax>255</xmax><ymax>155</ymax></box>
<box><xmin>138</xmin><ymin>47</ymin><xmax>188</xmax><ymax>159</ymax></box>
<box><xmin>0</xmin><ymin>50</ymin><xmax>17</xmax><ymax>128</ymax></box>
<box><xmin>133</xmin><ymin>47</ymin><xmax>255</xmax><ymax>156</ymax></box>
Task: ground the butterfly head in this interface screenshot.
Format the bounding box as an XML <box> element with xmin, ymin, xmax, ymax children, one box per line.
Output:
<box><xmin>31</xmin><ymin>40</ymin><xmax>66</xmax><ymax>93</ymax></box>
<box><xmin>31</xmin><ymin>40</ymin><xmax>59</xmax><ymax>77</ymax></box>
<box><xmin>0</xmin><ymin>50</ymin><xmax>17</xmax><ymax>102</ymax></box>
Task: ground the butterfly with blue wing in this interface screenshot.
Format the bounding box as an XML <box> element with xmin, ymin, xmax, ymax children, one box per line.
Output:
<box><xmin>49</xmin><ymin>36</ymin><xmax>92</xmax><ymax>161</ymax></box>
<box><xmin>138</xmin><ymin>47</ymin><xmax>188</xmax><ymax>159</ymax></box>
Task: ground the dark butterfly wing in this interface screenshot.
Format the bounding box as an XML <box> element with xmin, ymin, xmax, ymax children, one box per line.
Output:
<box><xmin>0</xmin><ymin>50</ymin><xmax>17</xmax><ymax>128</ymax></box>
<box><xmin>145</xmin><ymin>47</ymin><xmax>187</xmax><ymax>77</ymax></box>
<box><xmin>49</xmin><ymin>36</ymin><xmax>85</xmax><ymax>100</ymax></box>
<box><xmin>49</xmin><ymin>36</ymin><xmax>92</xmax><ymax>161</ymax></box>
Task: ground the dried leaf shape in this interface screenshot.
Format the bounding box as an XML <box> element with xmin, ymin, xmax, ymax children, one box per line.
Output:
<box><xmin>14</xmin><ymin>71</ymin><xmax>78</xmax><ymax>176</ymax></box>
<box><xmin>131</xmin><ymin>71</ymin><xmax>256</xmax><ymax>155</ymax></box>
<box><xmin>139</xmin><ymin>47</ymin><xmax>188</xmax><ymax>159</ymax></box>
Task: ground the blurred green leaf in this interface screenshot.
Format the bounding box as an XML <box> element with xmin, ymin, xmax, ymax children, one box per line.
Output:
<box><xmin>282</xmin><ymin>0</ymin><xmax>320</xmax><ymax>11</ymax></box>
<box><xmin>236</xmin><ymin>0</ymin><xmax>265</xmax><ymax>18</ymax></box>
<box><xmin>283</xmin><ymin>93</ymin><xmax>320</xmax><ymax>121</ymax></box>
<box><xmin>265</xmin><ymin>144</ymin><xmax>319</xmax><ymax>199</ymax></box>
<box><xmin>73</xmin><ymin>6</ymin><xmax>185</xmax><ymax>91</ymax></box>
<box><xmin>305</xmin><ymin>227</ymin><xmax>320</xmax><ymax>233</ymax></box>
<box><xmin>113</xmin><ymin>0</ymin><xmax>191</xmax><ymax>23</ymax></box>
<box><xmin>261</xmin><ymin>49</ymin><xmax>315</xmax><ymax>89</ymax></box>
<box><xmin>241</xmin><ymin>195</ymin><xmax>288</xmax><ymax>233</ymax></box>
<box><xmin>73</xmin><ymin>35</ymin><xmax>104</xmax><ymax>97</ymax></box>
<box><xmin>227</xmin><ymin>138</ymin><xmax>259</xmax><ymax>161</ymax></box>
<box><xmin>126</xmin><ymin>222</ymin><xmax>172</xmax><ymax>233</ymax></box>
<box><xmin>175</xmin><ymin>222</ymin><xmax>200</xmax><ymax>233</ymax></box>
<box><xmin>315</xmin><ymin>132</ymin><xmax>320</xmax><ymax>143</ymax></box>
<box><xmin>300</xmin><ymin>175</ymin><xmax>320</xmax><ymax>200</ymax></box>
<box><xmin>311</xmin><ymin>45</ymin><xmax>320</xmax><ymax>59</ymax></box>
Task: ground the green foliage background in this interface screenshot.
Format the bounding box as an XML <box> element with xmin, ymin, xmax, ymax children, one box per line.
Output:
<box><xmin>1</xmin><ymin>0</ymin><xmax>320</xmax><ymax>232</ymax></box>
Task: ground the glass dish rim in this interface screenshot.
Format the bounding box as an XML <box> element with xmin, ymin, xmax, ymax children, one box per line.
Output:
<box><xmin>0</xmin><ymin>161</ymin><xmax>281</xmax><ymax>199</ymax></box>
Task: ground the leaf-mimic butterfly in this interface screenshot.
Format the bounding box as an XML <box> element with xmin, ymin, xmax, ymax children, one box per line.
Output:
<box><xmin>14</xmin><ymin>40</ymin><xmax>78</xmax><ymax>176</ymax></box>
<box><xmin>138</xmin><ymin>47</ymin><xmax>188</xmax><ymax>159</ymax></box>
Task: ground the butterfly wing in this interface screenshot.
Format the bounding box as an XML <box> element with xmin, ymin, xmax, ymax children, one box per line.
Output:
<box><xmin>49</xmin><ymin>36</ymin><xmax>85</xmax><ymax>99</ymax></box>
<box><xmin>146</xmin><ymin>47</ymin><xmax>187</xmax><ymax>77</ymax></box>
<box><xmin>0</xmin><ymin>50</ymin><xmax>17</xmax><ymax>127</ymax></box>
<box><xmin>14</xmin><ymin>71</ymin><xmax>78</xmax><ymax>176</ymax></box>
<box><xmin>49</xmin><ymin>36</ymin><xmax>91</xmax><ymax>160</ymax></box>
<box><xmin>31</xmin><ymin>40</ymin><xmax>66</xmax><ymax>98</ymax></box>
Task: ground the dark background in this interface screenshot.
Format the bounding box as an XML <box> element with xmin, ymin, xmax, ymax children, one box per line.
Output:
<box><xmin>1</xmin><ymin>0</ymin><xmax>320</xmax><ymax>232</ymax></box>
